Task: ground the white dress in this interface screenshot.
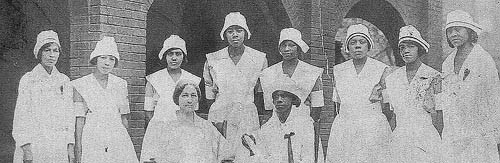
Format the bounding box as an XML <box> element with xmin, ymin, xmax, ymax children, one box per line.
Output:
<box><xmin>385</xmin><ymin>64</ymin><xmax>443</xmax><ymax>163</ymax></box>
<box><xmin>326</xmin><ymin>58</ymin><xmax>392</xmax><ymax>163</ymax></box>
<box><xmin>72</xmin><ymin>74</ymin><xmax>138</xmax><ymax>163</ymax></box>
<box><xmin>12</xmin><ymin>64</ymin><xmax>74</xmax><ymax>163</ymax></box>
<box><xmin>203</xmin><ymin>45</ymin><xmax>268</xmax><ymax>158</ymax></box>
<box><xmin>240</xmin><ymin>107</ymin><xmax>316</xmax><ymax>163</ymax></box>
<box><xmin>260</xmin><ymin>60</ymin><xmax>324</xmax><ymax>118</ymax></box>
<box><xmin>438</xmin><ymin>44</ymin><xmax>500</xmax><ymax>163</ymax></box>
<box><xmin>260</xmin><ymin>60</ymin><xmax>325</xmax><ymax>162</ymax></box>
<box><xmin>141</xmin><ymin>69</ymin><xmax>201</xmax><ymax>161</ymax></box>
<box><xmin>140</xmin><ymin>114</ymin><xmax>230</xmax><ymax>163</ymax></box>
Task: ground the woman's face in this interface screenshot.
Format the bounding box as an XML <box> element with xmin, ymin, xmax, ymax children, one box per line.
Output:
<box><xmin>225</xmin><ymin>25</ymin><xmax>246</xmax><ymax>48</ymax></box>
<box><xmin>446</xmin><ymin>26</ymin><xmax>470</xmax><ymax>48</ymax></box>
<box><xmin>272</xmin><ymin>91</ymin><xmax>294</xmax><ymax>114</ymax></box>
<box><xmin>279</xmin><ymin>40</ymin><xmax>300</xmax><ymax>61</ymax></box>
<box><xmin>40</xmin><ymin>43</ymin><xmax>60</xmax><ymax>67</ymax></box>
<box><xmin>96</xmin><ymin>55</ymin><xmax>116</xmax><ymax>74</ymax></box>
<box><xmin>399</xmin><ymin>41</ymin><xmax>420</xmax><ymax>63</ymax></box>
<box><xmin>165</xmin><ymin>49</ymin><xmax>184</xmax><ymax>70</ymax></box>
<box><xmin>178</xmin><ymin>85</ymin><xmax>199</xmax><ymax>112</ymax></box>
<box><xmin>347</xmin><ymin>36</ymin><xmax>370</xmax><ymax>60</ymax></box>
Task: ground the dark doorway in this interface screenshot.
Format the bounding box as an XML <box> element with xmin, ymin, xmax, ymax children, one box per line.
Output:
<box><xmin>146</xmin><ymin>0</ymin><xmax>292</xmax><ymax>113</ymax></box>
<box><xmin>345</xmin><ymin>0</ymin><xmax>406</xmax><ymax>67</ymax></box>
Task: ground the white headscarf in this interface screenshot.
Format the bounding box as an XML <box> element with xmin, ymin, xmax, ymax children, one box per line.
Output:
<box><xmin>344</xmin><ymin>24</ymin><xmax>374</xmax><ymax>53</ymax></box>
<box><xmin>279</xmin><ymin>28</ymin><xmax>309</xmax><ymax>53</ymax></box>
<box><xmin>158</xmin><ymin>35</ymin><xmax>187</xmax><ymax>60</ymax></box>
<box><xmin>34</xmin><ymin>30</ymin><xmax>61</xmax><ymax>58</ymax></box>
<box><xmin>220</xmin><ymin>12</ymin><xmax>251</xmax><ymax>40</ymax></box>
<box><xmin>89</xmin><ymin>36</ymin><xmax>120</xmax><ymax>62</ymax></box>
<box><xmin>445</xmin><ymin>10</ymin><xmax>482</xmax><ymax>35</ymax></box>
<box><xmin>399</xmin><ymin>25</ymin><xmax>430</xmax><ymax>53</ymax></box>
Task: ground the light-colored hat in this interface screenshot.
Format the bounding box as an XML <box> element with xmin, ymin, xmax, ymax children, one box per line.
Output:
<box><xmin>344</xmin><ymin>24</ymin><xmax>374</xmax><ymax>53</ymax></box>
<box><xmin>279</xmin><ymin>28</ymin><xmax>309</xmax><ymax>53</ymax></box>
<box><xmin>220</xmin><ymin>12</ymin><xmax>251</xmax><ymax>40</ymax></box>
<box><xmin>269</xmin><ymin>77</ymin><xmax>303</xmax><ymax>102</ymax></box>
<box><xmin>445</xmin><ymin>10</ymin><xmax>482</xmax><ymax>35</ymax></box>
<box><xmin>34</xmin><ymin>30</ymin><xmax>61</xmax><ymax>58</ymax></box>
<box><xmin>89</xmin><ymin>36</ymin><xmax>120</xmax><ymax>62</ymax></box>
<box><xmin>158</xmin><ymin>35</ymin><xmax>187</xmax><ymax>60</ymax></box>
<box><xmin>399</xmin><ymin>25</ymin><xmax>430</xmax><ymax>53</ymax></box>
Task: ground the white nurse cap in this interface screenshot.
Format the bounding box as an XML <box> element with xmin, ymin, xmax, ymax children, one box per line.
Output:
<box><xmin>89</xmin><ymin>36</ymin><xmax>120</xmax><ymax>62</ymax></box>
<box><xmin>158</xmin><ymin>35</ymin><xmax>187</xmax><ymax>60</ymax></box>
<box><xmin>220</xmin><ymin>12</ymin><xmax>251</xmax><ymax>40</ymax></box>
<box><xmin>445</xmin><ymin>10</ymin><xmax>482</xmax><ymax>35</ymax></box>
<box><xmin>399</xmin><ymin>25</ymin><xmax>430</xmax><ymax>53</ymax></box>
<box><xmin>34</xmin><ymin>30</ymin><xmax>61</xmax><ymax>58</ymax></box>
<box><xmin>279</xmin><ymin>28</ymin><xmax>309</xmax><ymax>53</ymax></box>
<box><xmin>344</xmin><ymin>24</ymin><xmax>374</xmax><ymax>53</ymax></box>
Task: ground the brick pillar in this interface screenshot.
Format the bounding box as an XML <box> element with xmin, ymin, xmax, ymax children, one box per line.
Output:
<box><xmin>69</xmin><ymin>0</ymin><xmax>149</xmax><ymax>158</ymax></box>
<box><xmin>426</xmin><ymin>0</ymin><xmax>444</xmax><ymax>71</ymax></box>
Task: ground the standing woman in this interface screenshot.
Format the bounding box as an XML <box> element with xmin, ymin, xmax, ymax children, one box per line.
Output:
<box><xmin>326</xmin><ymin>24</ymin><xmax>392</xmax><ymax>163</ymax></box>
<box><xmin>203</xmin><ymin>12</ymin><xmax>268</xmax><ymax>160</ymax></box>
<box><xmin>73</xmin><ymin>37</ymin><xmax>138</xmax><ymax>163</ymax></box>
<box><xmin>12</xmin><ymin>30</ymin><xmax>75</xmax><ymax>163</ymax></box>
<box><xmin>260</xmin><ymin>28</ymin><xmax>325</xmax><ymax>162</ymax></box>
<box><xmin>141</xmin><ymin>80</ymin><xmax>229</xmax><ymax>163</ymax></box>
<box><xmin>385</xmin><ymin>25</ymin><xmax>443</xmax><ymax>163</ymax></box>
<box><xmin>140</xmin><ymin>35</ymin><xmax>201</xmax><ymax>161</ymax></box>
<box><xmin>438</xmin><ymin>10</ymin><xmax>500</xmax><ymax>163</ymax></box>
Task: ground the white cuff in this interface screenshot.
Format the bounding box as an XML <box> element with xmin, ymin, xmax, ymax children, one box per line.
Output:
<box><xmin>144</xmin><ymin>97</ymin><xmax>156</xmax><ymax>111</ymax></box>
<box><xmin>310</xmin><ymin>90</ymin><xmax>324</xmax><ymax>107</ymax></box>
<box><xmin>74</xmin><ymin>102</ymin><xmax>87</xmax><ymax>117</ymax></box>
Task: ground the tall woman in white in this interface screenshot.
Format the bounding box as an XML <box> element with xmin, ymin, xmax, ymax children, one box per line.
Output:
<box><xmin>203</xmin><ymin>12</ymin><xmax>268</xmax><ymax>160</ymax></box>
<box><xmin>12</xmin><ymin>30</ymin><xmax>75</xmax><ymax>163</ymax></box>
<box><xmin>326</xmin><ymin>24</ymin><xmax>391</xmax><ymax>163</ymax></box>
<box><xmin>385</xmin><ymin>25</ymin><xmax>443</xmax><ymax>163</ymax></box>
<box><xmin>438</xmin><ymin>10</ymin><xmax>500</xmax><ymax>163</ymax></box>
<box><xmin>140</xmin><ymin>35</ymin><xmax>201</xmax><ymax>161</ymax></box>
<box><xmin>73</xmin><ymin>37</ymin><xmax>138</xmax><ymax>163</ymax></box>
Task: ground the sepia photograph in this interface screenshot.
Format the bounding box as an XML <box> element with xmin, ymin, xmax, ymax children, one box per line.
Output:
<box><xmin>1</xmin><ymin>0</ymin><xmax>500</xmax><ymax>162</ymax></box>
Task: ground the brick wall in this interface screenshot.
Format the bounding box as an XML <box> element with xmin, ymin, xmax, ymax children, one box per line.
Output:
<box><xmin>69</xmin><ymin>0</ymin><xmax>149</xmax><ymax>157</ymax></box>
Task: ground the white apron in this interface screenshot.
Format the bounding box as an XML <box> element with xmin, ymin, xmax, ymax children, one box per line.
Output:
<box><xmin>438</xmin><ymin>44</ymin><xmax>500</xmax><ymax>163</ymax></box>
<box><xmin>385</xmin><ymin>64</ymin><xmax>443</xmax><ymax>163</ymax></box>
<box><xmin>261</xmin><ymin>60</ymin><xmax>324</xmax><ymax>118</ymax></box>
<box><xmin>141</xmin><ymin>69</ymin><xmax>201</xmax><ymax>161</ymax></box>
<box><xmin>205</xmin><ymin>46</ymin><xmax>267</xmax><ymax>158</ymax></box>
<box><xmin>72</xmin><ymin>74</ymin><xmax>138</xmax><ymax>163</ymax></box>
<box><xmin>326</xmin><ymin>58</ymin><xmax>392</xmax><ymax>163</ymax></box>
<box><xmin>12</xmin><ymin>64</ymin><xmax>74</xmax><ymax>163</ymax></box>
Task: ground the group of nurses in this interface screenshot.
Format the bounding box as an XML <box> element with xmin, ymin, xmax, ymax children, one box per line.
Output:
<box><xmin>12</xmin><ymin>9</ymin><xmax>500</xmax><ymax>163</ymax></box>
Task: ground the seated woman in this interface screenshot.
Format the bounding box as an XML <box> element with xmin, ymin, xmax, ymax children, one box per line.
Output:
<box><xmin>141</xmin><ymin>80</ymin><xmax>230</xmax><ymax>163</ymax></box>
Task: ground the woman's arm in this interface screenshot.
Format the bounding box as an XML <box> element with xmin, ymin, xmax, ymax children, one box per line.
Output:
<box><xmin>73</xmin><ymin>88</ymin><xmax>88</xmax><ymax>163</ymax></box>
<box><xmin>121</xmin><ymin>114</ymin><xmax>130</xmax><ymax>129</ymax></box>
<box><xmin>144</xmin><ymin>81</ymin><xmax>158</xmax><ymax>127</ymax></box>
<box><xmin>12</xmin><ymin>76</ymin><xmax>34</xmax><ymax>162</ymax></box>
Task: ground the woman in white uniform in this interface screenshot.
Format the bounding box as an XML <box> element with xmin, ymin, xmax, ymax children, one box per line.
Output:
<box><xmin>142</xmin><ymin>80</ymin><xmax>230</xmax><ymax>163</ymax></box>
<box><xmin>438</xmin><ymin>10</ymin><xmax>500</xmax><ymax>163</ymax></box>
<box><xmin>203</xmin><ymin>12</ymin><xmax>268</xmax><ymax>160</ymax></box>
<box><xmin>260</xmin><ymin>28</ymin><xmax>325</xmax><ymax>162</ymax></box>
<box><xmin>326</xmin><ymin>24</ymin><xmax>391</xmax><ymax>163</ymax></box>
<box><xmin>73</xmin><ymin>36</ymin><xmax>138</xmax><ymax>163</ymax></box>
<box><xmin>140</xmin><ymin>35</ymin><xmax>201</xmax><ymax>161</ymax></box>
<box><xmin>385</xmin><ymin>25</ymin><xmax>443</xmax><ymax>163</ymax></box>
<box><xmin>12</xmin><ymin>30</ymin><xmax>75</xmax><ymax>163</ymax></box>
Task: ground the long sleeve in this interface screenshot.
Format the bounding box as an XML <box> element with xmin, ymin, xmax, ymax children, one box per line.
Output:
<box><xmin>255</xmin><ymin>58</ymin><xmax>269</xmax><ymax>93</ymax></box>
<box><xmin>144</xmin><ymin>81</ymin><xmax>159</xmax><ymax>111</ymax></box>
<box><xmin>62</xmin><ymin>82</ymin><xmax>75</xmax><ymax>144</ymax></box>
<box><xmin>12</xmin><ymin>76</ymin><xmax>34</xmax><ymax>147</ymax></box>
<box><xmin>204</xmin><ymin>60</ymin><xmax>217</xmax><ymax>100</ymax></box>
<box><xmin>118</xmin><ymin>80</ymin><xmax>130</xmax><ymax>114</ymax></box>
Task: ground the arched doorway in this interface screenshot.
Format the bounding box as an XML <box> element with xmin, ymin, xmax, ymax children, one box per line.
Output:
<box><xmin>345</xmin><ymin>0</ymin><xmax>406</xmax><ymax>66</ymax></box>
<box><xmin>146</xmin><ymin>0</ymin><xmax>292</xmax><ymax>113</ymax></box>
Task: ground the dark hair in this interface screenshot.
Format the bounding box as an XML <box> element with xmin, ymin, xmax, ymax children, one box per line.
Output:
<box><xmin>272</xmin><ymin>90</ymin><xmax>301</xmax><ymax>107</ymax></box>
<box><xmin>36</xmin><ymin>42</ymin><xmax>60</xmax><ymax>63</ymax></box>
<box><xmin>172</xmin><ymin>81</ymin><xmax>201</xmax><ymax>106</ymax></box>
<box><xmin>446</xmin><ymin>27</ymin><xmax>478</xmax><ymax>48</ymax></box>
<box><xmin>89</xmin><ymin>56</ymin><xmax>119</xmax><ymax>68</ymax></box>
<box><xmin>399</xmin><ymin>40</ymin><xmax>427</xmax><ymax>57</ymax></box>
<box><xmin>160</xmin><ymin>48</ymin><xmax>188</xmax><ymax>67</ymax></box>
<box><xmin>223</xmin><ymin>25</ymin><xmax>248</xmax><ymax>41</ymax></box>
<box><xmin>346</xmin><ymin>36</ymin><xmax>372</xmax><ymax>52</ymax></box>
